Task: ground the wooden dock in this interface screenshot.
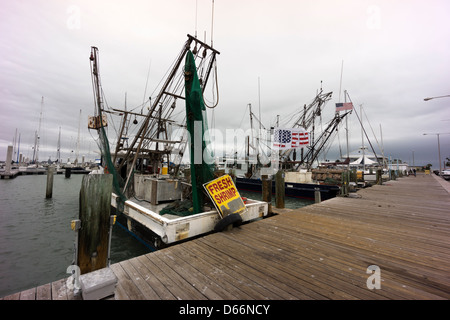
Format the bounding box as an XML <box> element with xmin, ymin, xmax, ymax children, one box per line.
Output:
<box><xmin>3</xmin><ymin>173</ymin><xmax>450</xmax><ymax>300</ymax></box>
<box><xmin>0</xmin><ymin>169</ymin><xmax>20</xmax><ymax>179</ymax></box>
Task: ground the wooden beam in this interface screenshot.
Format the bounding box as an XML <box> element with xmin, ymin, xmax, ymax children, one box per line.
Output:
<box><xmin>78</xmin><ymin>174</ymin><xmax>113</xmax><ymax>274</ymax></box>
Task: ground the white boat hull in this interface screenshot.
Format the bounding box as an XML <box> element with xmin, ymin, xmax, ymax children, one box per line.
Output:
<box><xmin>111</xmin><ymin>193</ymin><xmax>268</xmax><ymax>248</ymax></box>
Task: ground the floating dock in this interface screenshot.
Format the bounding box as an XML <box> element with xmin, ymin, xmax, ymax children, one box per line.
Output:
<box><xmin>2</xmin><ymin>173</ymin><xmax>450</xmax><ymax>300</ymax></box>
<box><xmin>0</xmin><ymin>170</ymin><xmax>20</xmax><ymax>179</ymax></box>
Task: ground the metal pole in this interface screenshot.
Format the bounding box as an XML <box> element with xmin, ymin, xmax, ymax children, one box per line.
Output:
<box><xmin>437</xmin><ymin>134</ymin><xmax>442</xmax><ymax>174</ymax></box>
<box><xmin>107</xmin><ymin>215</ymin><xmax>116</xmax><ymax>267</ymax></box>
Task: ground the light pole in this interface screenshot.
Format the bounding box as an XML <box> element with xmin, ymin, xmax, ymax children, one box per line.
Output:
<box><xmin>423</xmin><ymin>95</ymin><xmax>450</xmax><ymax>174</ymax></box>
<box><xmin>423</xmin><ymin>133</ymin><xmax>450</xmax><ymax>175</ymax></box>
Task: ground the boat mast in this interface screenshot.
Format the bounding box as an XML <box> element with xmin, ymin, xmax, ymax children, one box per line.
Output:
<box><xmin>16</xmin><ymin>132</ymin><xmax>21</xmax><ymax>163</ymax></box>
<box><xmin>117</xmin><ymin>36</ymin><xmax>220</xmax><ymax>183</ymax></box>
<box><xmin>380</xmin><ymin>123</ymin><xmax>386</xmax><ymax>169</ymax></box>
<box><xmin>57</xmin><ymin>126</ymin><xmax>61</xmax><ymax>164</ymax></box>
<box><xmin>32</xmin><ymin>97</ymin><xmax>44</xmax><ymax>164</ymax></box>
<box><xmin>75</xmin><ymin>109</ymin><xmax>81</xmax><ymax>165</ymax></box>
<box><xmin>360</xmin><ymin>104</ymin><xmax>365</xmax><ymax>172</ymax></box>
<box><xmin>344</xmin><ymin>90</ymin><xmax>350</xmax><ymax>168</ymax></box>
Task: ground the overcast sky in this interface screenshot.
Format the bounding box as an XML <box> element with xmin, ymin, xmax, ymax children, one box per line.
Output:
<box><xmin>1</xmin><ymin>0</ymin><xmax>449</xmax><ymax>169</ymax></box>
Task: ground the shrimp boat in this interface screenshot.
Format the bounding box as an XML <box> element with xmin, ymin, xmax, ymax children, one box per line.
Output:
<box><xmin>229</xmin><ymin>89</ymin><xmax>349</xmax><ymax>201</ymax></box>
<box><xmin>88</xmin><ymin>35</ymin><xmax>267</xmax><ymax>250</ymax></box>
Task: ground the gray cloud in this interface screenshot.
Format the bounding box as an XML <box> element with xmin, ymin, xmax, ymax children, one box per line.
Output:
<box><xmin>1</xmin><ymin>0</ymin><xmax>449</xmax><ymax>169</ymax></box>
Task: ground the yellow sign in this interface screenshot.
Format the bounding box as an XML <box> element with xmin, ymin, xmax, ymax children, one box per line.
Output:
<box><xmin>203</xmin><ymin>175</ymin><xmax>247</xmax><ymax>218</ymax></box>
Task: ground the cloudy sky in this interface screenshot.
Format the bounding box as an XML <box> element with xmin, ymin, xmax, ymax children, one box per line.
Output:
<box><xmin>1</xmin><ymin>0</ymin><xmax>449</xmax><ymax>169</ymax></box>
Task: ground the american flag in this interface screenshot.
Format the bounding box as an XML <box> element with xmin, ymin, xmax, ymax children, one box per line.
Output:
<box><xmin>335</xmin><ymin>102</ymin><xmax>353</xmax><ymax>112</ymax></box>
<box><xmin>291</xmin><ymin>130</ymin><xmax>309</xmax><ymax>147</ymax></box>
<box><xmin>273</xmin><ymin>128</ymin><xmax>309</xmax><ymax>150</ymax></box>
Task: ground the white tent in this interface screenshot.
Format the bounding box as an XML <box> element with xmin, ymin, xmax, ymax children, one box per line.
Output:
<box><xmin>349</xmin><ymin>155</ymin><xmax>377</xmax><ymax>166</ymax></box>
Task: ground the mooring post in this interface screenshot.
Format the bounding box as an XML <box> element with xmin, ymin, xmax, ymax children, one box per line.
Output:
<box><xmin>5</xmin><ymin>145</ymin><xmax>13</xmax><ymax>174</ymax></box>
<box><xmin>315</xmin><ymin>187</ymin><xmax>321</xmax><ymax>203</ymax></box>
<box><xmin>78</xmin><ymin>174</ymin><xmax>113</xmax><ymax>274</ymax></box>
<box><xmin>261</xmin><ymin>174</ymin><xmax>272</xmax><ymax>215</ymax></box>
<box><xmin>341</xmin><ymin>170</ymin><xmax>349</xmax><ymax>196</ymax></box>
<box><xmin>275</xmin><ymin>170</ymin><xmax>285</xmax><ymax>209</ymax></box>
<box><xmin>46</xmin><ymin>165</ymin><xmax>54</xmax><ymax>198</ymax></box>
<box><xmin>376</xmin><ymin>169</ymin><xmax>382</xmax><ymax>185</ymax></box>
<box><xmin>391</xmin><ymin>170</ymin><xmax>396</xmax><ymax>180</ymax></box>
<box><xmin>350</xmin><ymin>168</ymin><xmax>357</xmax><ymax>183</ymax></box>
<box><xmin>65</xmin><ymin>167</ymin><xmax>71</xmax><ymax>178</ymax></box>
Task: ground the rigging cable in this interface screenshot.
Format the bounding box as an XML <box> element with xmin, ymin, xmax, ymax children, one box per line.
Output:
<box><xmin>346</xmin><ymin>92</ymin><xmax>381</xmax><ymax>166</ymax></box>
<box><xmin>203</xmin><ymin>57</ymin><xmax>219</xmax><ymax>108</ymax></box>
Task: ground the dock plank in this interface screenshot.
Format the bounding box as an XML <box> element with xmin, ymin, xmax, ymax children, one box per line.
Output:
<box><xmin>51</xmin><ymin>278</ymin><xmax>69</xmax><ymax>300</ymax></box>
<box><xmin>189</xmin><ymin>241</ymin><xmax>298</xmax><ymax>300</ymax></box>
<box><xmin>19</xmin><ymin>287</ymin><xmax>36</xmax><ymax>300</ymax></box>
<box><xmin>128</xmin><ymin>255</ymin><xmax>177</xmax><ymax>300</ymax></box>
<box><xmin>109</xmin><ymin>262</ymin><xmax>144</xmax><ymax>300</ymax></box>
<box><xmin>119</xmin><ymin>259</ymin><xmax>161</xmax><ymax>300</ymax></box>
<box><xmin>168</xmin><ymin>243</ymin><xmax>254</xmax><ymax>300</ymax></box>
<box><xmin>203</xmin><ymin>232</ymin><xmax>358</xmax><ymax>300</ymax></box>
<box><xmin>36</xmin><ymin>283</ymin><xmax>52</xmax><ymax>300</ymax></box>
<box><xmin>141</xmin><ymin>253</ymin><xmax>208</xmax><ymax>300</ymax></box>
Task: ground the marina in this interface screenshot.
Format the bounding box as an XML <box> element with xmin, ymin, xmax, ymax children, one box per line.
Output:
<box><xmin>3</xmin><ymin>173</ymin><xmax>449</xmax><ymax>300</ymax></box>
<box><xmin>1</xmin><ymin>3</ymin><xmax>450</xmax><ymax>310</ymax></box>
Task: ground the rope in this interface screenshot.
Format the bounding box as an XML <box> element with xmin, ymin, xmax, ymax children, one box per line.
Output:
<box><xmin>204</xmin><ymin>59</ymin><xmax>219</xmax><ymax>109</ymax></box>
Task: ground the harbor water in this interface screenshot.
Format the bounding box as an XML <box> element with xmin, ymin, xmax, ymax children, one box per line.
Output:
<box><xmin>0</xmin><ymin>174</ymin><xmax>150</xmax><ymax>298</ymax></box>
<box><xmin>0</xmin><ymin>174</ymin><xmax>313</xmax><ymax>298</ymax></box>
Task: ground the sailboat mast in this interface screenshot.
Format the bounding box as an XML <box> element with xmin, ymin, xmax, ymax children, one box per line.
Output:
<box><xmin>57</xmin><ymin>126</ymin><xmax>61</xmax><ymax>164</ymax></box>
<box><xmin>13</xmin><ymin>128</ymin><xmax>17</xmax><ymax>163</ymax></box>
<box><xmin>36</xmin><ymin>97</ymin><xmax>44</xmax><ymax>163</ymax></box>
<box><xmin>76</xmin><ymin>109</ymin><xmax>81</xmax><ymax>165</ymax></box>
<box><xmin>360</xmin><ymin>104</ymin><xmax>365</xmax><ymax>172</ymax></box>
<box><xmin>344</xmin><ymin>90</ymin><xmax>350</xmax><ymax>168</ymax></box>
<box><xmin>16</xmin><ymin>133</ymin><xmax>21</xmax><ymax>163</ymax></box>
<box><xmin>380</xmin><ymin>123</ymin><xmax>386</xmax><ymax>169</ymax></box>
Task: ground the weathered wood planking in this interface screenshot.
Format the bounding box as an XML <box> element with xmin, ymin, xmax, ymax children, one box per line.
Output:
<box><xmin>3</xmin><ymin>174</ymin><xmax>450</xmax><ymax>300</ymax></box>
<box><xmin>106</xmin><ymin>174</ymin><xmax>449</xmax><ymax>300</ymax></box>
<box><xmin>78</xmin><ymin>174</ymin><xmax>113</xmax><ymax>274</ymax></box>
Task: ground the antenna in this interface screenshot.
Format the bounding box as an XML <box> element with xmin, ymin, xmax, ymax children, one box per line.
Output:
<box><xmin>338</xmin><ymin>60</ymin><xmax>344</xmax><ymax>102</ymax></box>
<box><xmin>195</xmin><ymin>0</ymin><xmax>198</xmax><ymax>38</ymax></box>
<box><xmin>258</xmin><ymin>77</ymin><xmax>261</xmax><ymax>131</ymax></box>
<box><xmin>211</xmin><ymin>0</ymin><xmax>215</xmax><ymax>47</ymax></box>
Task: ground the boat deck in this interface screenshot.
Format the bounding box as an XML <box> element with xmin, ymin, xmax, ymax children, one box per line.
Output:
<box><xmin>3</xmin><ymin>173</ymin><xmax>450</xmax><ymax>300</ymax></box>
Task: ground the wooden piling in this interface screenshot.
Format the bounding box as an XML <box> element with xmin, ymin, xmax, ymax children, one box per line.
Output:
<box><xmin>275</xmin><ymin>170</ymin><xmax>285</xmax><ymax>209</ymax></box>
<box><xmin>5</xmin><ymin>145</ymin><xmax>13</xmax><ymax>173</ymax></box>
<box><xmin>261</xmin><ymin>174</ymin><xmax>272</xmax><ymax>214</ymax></box>
<box><xmin>391</xmin><ymin>170</ymin><xmax>396</xmax><ymax>180</ymax></box>
<box><xmin>65</xmin><ymin>167</ymin><xmax>71</xmax><ymax>178</ymax></box>
<box><xmin>341</xmin><ymin>170</ymin><xmax>349</xmax><ymax>196</ymax></box>
<box><xmin>314</xmin><ymin>187</ymin><xmax>321</xmax><ymax>203</ymax></box>
<box><xmin>78</xmin><ymin>174</ymin><xmax>113</xmax><ymax>274</ymax></box>
<box><xmin>350</xmin><ymin>168</ymin><xmax>357</xmax><ymax>183</ymax></box>
<box><xmin>46</xmin><ymin>166</ymin><xmax>54</xmax><ymax>198</ymax></box>
<box><xmin>376</xmin><ymin>169</ymin><xmax>382</xmax><ymax>185</ymax></box>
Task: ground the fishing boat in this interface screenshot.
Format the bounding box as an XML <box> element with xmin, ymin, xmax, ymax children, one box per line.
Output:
<box><xmin>228</xmin><ymin>89</ymin><xmax>349</xmax><ymax>201</ymax></box>
<box><xmin>88</xmin><ymin>35</ymin><xmax>267</xmax><ymax>250</ymax></box>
